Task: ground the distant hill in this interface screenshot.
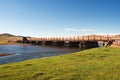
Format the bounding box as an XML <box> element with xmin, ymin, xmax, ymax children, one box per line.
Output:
<box><xmin>0</xmin><ymin>33</ymin><xmax>15</xmax><ymax>37</ymax></box>
<box><xmin>0</xmin><ymin>33</ymin><xmax>22</xmax><ymax>41</ymax></box>
<box><xmin>0</xmin><ymin>33</ymin><xmax>23</xmax><ymax>37</ymax></box>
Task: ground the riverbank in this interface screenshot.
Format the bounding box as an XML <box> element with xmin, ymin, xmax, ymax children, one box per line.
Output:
<box><xmin>0</xmin><ymin>41</ymin><xmax>28</xmax><ymax>45</ymax></box>
<box><xmin>0</xmin><ymin>41</ymin><xmax>8</xmax><ymax>45</ymax></box>
<box><xmin>0</xmin><ymin>47</ymin><xmax>119</xmax><ymax>80</ymax></box>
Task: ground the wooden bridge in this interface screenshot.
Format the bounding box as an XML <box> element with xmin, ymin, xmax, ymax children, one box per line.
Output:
<box><xmin>17</xmin><ymin>35</ymin><xmax>119</xmax><ymax>49</ymax></box>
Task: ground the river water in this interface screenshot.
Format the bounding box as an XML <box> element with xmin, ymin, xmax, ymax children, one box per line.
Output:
<box><xmin>0</xmin><ymin>45</ymin><xmax>81</xmax><ymax>64</ymax></box>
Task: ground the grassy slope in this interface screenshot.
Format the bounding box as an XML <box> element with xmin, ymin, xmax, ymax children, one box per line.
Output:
<box><xmin>0</xmin><ymin>48</ymin><xmax>120</xmax><ymax>80</ymax></box>
<box><xmin>0</xmin><ymin>34</ymin><xmax>22</xmax><ymax>45</ymax></box>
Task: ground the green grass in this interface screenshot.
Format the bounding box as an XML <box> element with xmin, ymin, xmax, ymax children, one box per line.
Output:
<box><xmin>0</xmin><ymin>47</ymin><xmax>120</xmax><ymax>80</ymax></box>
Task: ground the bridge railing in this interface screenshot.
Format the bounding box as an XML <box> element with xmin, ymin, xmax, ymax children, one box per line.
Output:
<box><xmin>23</xmin><ymin>35</ymin><xmax>118</xmax><ymax>42</ymax></box>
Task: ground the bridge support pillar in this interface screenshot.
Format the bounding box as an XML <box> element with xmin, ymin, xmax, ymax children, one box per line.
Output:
<box><xmin>69</xmin><ymin>41</ymin><xmax>80</xmax><ymax>47</ymax></box>
<box><xmin>22</xmin><ymin>37</ymin><xmax>28</xmax><ymax>43</ymax></box>
<box><xmin>64</xmin><ymin>41</ymin><xmax>69</xmax><ymax>47</ymax></box>
<box><xmin>56</xmin><ymin>41</ymin><xmax>65</xmax><ymax>46</ymax></box>
<box><xmin>37</xmin><ymin>41</ymin><xmax>43</xmax><ymax>45</ymax></box>
<box><xmin>44</xmin><ymin>41</ymin><xmax>53</xmax><ymax>46</ymax></box>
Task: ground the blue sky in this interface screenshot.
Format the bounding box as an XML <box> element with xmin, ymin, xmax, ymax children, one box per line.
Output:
<box><xmin>0</xmin><ymin>0</ymin><xmax>120</xmax><ymax>37</ymax></box>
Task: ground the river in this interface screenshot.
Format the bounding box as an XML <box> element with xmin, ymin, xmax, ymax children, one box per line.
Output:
<box><xmin>0</xmin><ymin>45</ymin><xmax>81</xmax><ymax>64</ymax></box>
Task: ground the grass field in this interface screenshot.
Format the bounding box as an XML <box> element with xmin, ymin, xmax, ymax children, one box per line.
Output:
<box><xmin>0</xmin><ymin>47</ymin><xmax>120</xmax><ymax>80</ymax></box>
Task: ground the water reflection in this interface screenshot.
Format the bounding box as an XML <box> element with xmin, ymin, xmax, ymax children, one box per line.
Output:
<box><xmin>0</xmin><ymin>45</ymin><xmax>81</xmax><ymax>64</ymax></box>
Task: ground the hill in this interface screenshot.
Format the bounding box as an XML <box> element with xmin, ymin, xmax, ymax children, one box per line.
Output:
<box><xmin>0</xmin><ymin>33</ymin><xmax>22</xmax><ymax>44</ymax></box>
<box><xmin>0</xmin><ymin>47</ymin><xmax>119</xmax><ymax>80</ymax></box>
<box><xmin>0</xmin><ymin>33</ymin><xmax>15</xmax><ymax>37</ymax></box>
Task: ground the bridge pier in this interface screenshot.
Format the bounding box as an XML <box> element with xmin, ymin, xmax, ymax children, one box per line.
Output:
<box><xmin>69</xmin><ymin>41</ymin><xmax>80</xmax><ymax>47</ymax></box>
<box><xmin>51</xmin><ymin>41</ymin><xmax>64</xmax><ymax>46</ymax></box>
<box><xmin>79</xmin><ymin>42</ymin><xmax>86</xmax><ymax>49</ymax></box>
<box><xmin>22</xmin><ymin>37</ymin><xmax>28</xmax><ymax>43</ymax></box>
<box><xmin>31</xmin><ymin>41</ymin><xmax>37</xmax><ymax>45</ymax></box>
<box><xmin>64</xmin><ymin>41</ymin><xmax>70</xmax><ymax>47</ymax></box>
<box><xmin>68</xmin><ymin>41</ymin><xmax>98</xmax><ymax>49</ymax></box>
<box><xmin>37</xmin><ymin>41</ymin><xmax>43</xmax><ymax>45</ymax></box>
<box><xmin>56</xmin><ymin>41</ymin><xmax>65</xmax><ymax>46</ymax></box>
<box><xmin>84</xmin><ymin>41</ymin><xmax>99</xmax><ymax>49</ymax></box>
<box><xmin>44</xmin><ymin>41</ymin><xmax>53</xmax><ymax>46</ymax></box>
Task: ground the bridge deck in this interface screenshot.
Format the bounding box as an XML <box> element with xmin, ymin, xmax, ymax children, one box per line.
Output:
<box><xmin>26</xmin><ymin>36</ymin><xmax>112</xmax><ymax>42</ymax></box>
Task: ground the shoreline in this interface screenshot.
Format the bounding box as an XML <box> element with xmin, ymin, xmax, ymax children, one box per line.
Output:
<box><xmin>0</xmin><ymin>42</ymin><xmax>30</xmax><ymax>46</ymax></box>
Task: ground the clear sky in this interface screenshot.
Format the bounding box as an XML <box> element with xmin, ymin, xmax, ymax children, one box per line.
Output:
<box><xmin>0</xmin><ymin>0</ymin><xmax>120</xmax><ymax>37</ymax></box>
